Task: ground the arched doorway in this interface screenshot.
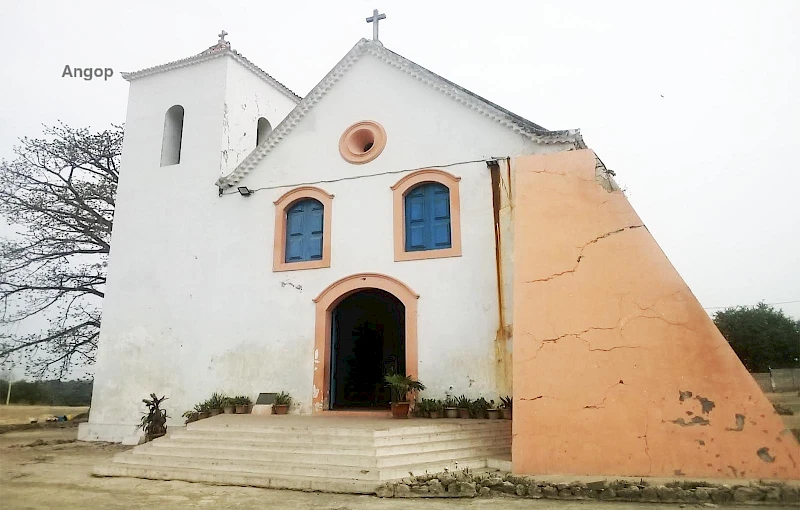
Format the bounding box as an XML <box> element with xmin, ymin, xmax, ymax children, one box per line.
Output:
<box><xmin>313</xmin><ymin>273</ymin><xmax>419</xmax><ymax>413</ymax></box>
<box><xmin>330</xmin><ymin>289</ymin><xmax>404</xmax><ymax>409</ymax></box>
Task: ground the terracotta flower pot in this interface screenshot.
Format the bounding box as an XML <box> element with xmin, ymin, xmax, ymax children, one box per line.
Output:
<box><xmin>198</xmin><ymin>411</ymin><xmax>210</xmax><ymax>420</ymax></box>
<box><xmin>273</xmin><ymin>404</ymin><xmax>289</xmax><ymax>415</ymax></box>
<box><xmin>502</xmin><ymin>408</ymin><xmax>513</xmax><ymax>420</ymax></box>
<box><xmin>444</xmin><ymin>407</ymin><xmax>459</xmax><ymax>419</ymax></box>
<box><xmin>474</xmin><ymin>410</ymin><xmax>487</xmax><ymax>419</ymax></box>
<box><xmin>487</xmin><ymin>409</ymin><xmax>501</xmax><ymax>420</ymax></box>
<box><xmin>390</xmin><ymin>402</ymin><xmax>410</xmax><ymax>419</ymax></box>
<box><xmin>223</xmin><ymin>406</ymin><xmax>235</xmax><ymax>414</ymax></box>
<box><xmin>235</xmin><ymin>405</ymin><xmax>246</xmax><ymax>414</ymax></box>
<box><xmin>429</xmin><ymin>410</ymin><xmax>442</xmax><ymax>419</ymax></box>
<box><xmin>458</xmin><ymin>408</ymin><xmax>471</xmax><ymax>419</ymax></box>
<box><xmin>209</xmin><ymin>408</ymin><xmax>221</xmax><ymax>417</ymax></box>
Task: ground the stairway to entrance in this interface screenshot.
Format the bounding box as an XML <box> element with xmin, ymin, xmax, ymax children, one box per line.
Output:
<box><xmin>93</xmin><ymin>414</ymin><xmax>512</xmax><ymax>494</ymax></box>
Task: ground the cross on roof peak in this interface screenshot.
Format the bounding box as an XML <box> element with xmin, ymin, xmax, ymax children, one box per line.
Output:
<box><xmin>218</xmin><ymin>30</ymin><xmax>229</xmax><ymax>44</ymax></box>
<box><xmin>365</xmin><ymin>9</ymin><xmax>386</xmax><ymax>42</ymax></box>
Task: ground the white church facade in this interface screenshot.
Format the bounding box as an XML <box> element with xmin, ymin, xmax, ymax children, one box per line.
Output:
<box><xmin>80</xmin><ymin>33</ymin><xmax>584</xmax><ymax>442</ymax></box>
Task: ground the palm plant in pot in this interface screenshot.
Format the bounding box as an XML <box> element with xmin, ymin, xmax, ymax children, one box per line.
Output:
<box><xmin>208</xmin><ymin>392</ymin><xmax>226</xmax><ymax>416</ymax></box>
<box><xmin>384</xmin><ymin>373</ymin><xmax>425</xmax><ymax>419</ymax></box>
<box><xmin>273</xmin><ymin>391</ymin><xmax>292</xmax><ymax>414</ymax></box>
<box><xmin>194</xmin><ymin>401</ymin><xmax>210</xmax><ymax>420</ymax></box>
<box><xmin>500</xmin><ymin>395</ymin><xmax>513</xmax><ymax>420</ymax></box>
<box><xmin>457</xmin><ymin>395</ymin><xmax>472</xmax><ymax>419</ymax></box>
<box><xmin>429</xmin><ymin>399</ymin><xmax>443</xmax><ymax>419</ymax></box>
<box><xmin>233</xmin><ymin>395</ymin><xmax>252</xmax><ymax>414</ymax></box>
<box><xmin>222</xmin><ymin>397</ymin><xmax>235</xmax><ymax>414</ymax></box>
<box><xmin>139</xmin><ymin>393</ymin><xmax>168</xmax><ymax>442</ymax></box>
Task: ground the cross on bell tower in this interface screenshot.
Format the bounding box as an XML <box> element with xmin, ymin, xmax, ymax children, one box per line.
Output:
<box><xmin>218</xmin><ymin>30</ymin><xmax>229</xmax><ymax>43</ymax></box>
<box><xmin>365</xmin><ymin>9</ymin><xmax>386</xmax><ymax>41</ymax></box>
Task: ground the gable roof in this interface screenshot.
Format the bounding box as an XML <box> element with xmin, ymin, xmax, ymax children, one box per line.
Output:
<box><xmin>120</xmin><ymin>39</ymin><xmax>302</xmax><ymax>104</ymax></box>
<box><xmin>217</xmin><ymin>38</ymin><xmax>585</xmax><ymax>188</ymax></box>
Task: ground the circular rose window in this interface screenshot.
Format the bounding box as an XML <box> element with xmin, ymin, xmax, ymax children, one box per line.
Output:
<box><xmin>338</xmin><ymin>121</ymin><xmax>386</xmax><ymax>164</ymax></box>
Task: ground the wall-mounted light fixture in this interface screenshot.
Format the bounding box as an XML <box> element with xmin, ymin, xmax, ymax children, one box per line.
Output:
<box><xmin>237</xmin><ymin>186</ymin><xmax>253</xmax><ymax>196</ymax></box>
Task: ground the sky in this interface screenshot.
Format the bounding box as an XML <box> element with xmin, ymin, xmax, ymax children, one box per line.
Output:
<box><xmin>1</xmin><ymin>1</ymin><xmax>798</xmax><ymax>376</ymax></box>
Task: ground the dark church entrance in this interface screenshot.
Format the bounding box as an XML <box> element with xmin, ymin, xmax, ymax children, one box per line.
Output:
<box><xmin>330</xmin><ymin>289</ymin><xmax>405</xmax><ymax>409</ymax></box>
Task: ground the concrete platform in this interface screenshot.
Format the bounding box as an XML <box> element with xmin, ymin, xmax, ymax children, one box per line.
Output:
<box><xmin>93</xmin><ymin>414</ymin><xmax>512</xmax><ymax>494</ymax></box>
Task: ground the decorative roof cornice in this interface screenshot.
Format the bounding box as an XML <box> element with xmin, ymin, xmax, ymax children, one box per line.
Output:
<box><xmin>216</xmin><ymin>39</ymin><xmax>584</xmax><ymax>188</ymax></box>
<box><xmin>120</xmin><ymin>41</ymin><xmax>301</xmax><ymax>104</ymax></box>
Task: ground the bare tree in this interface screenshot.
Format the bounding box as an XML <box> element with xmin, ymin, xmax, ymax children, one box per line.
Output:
<box><xmin>0</xmin><ymin>123</ymin><xmax>121</xmax><ymax>377</ymax></box>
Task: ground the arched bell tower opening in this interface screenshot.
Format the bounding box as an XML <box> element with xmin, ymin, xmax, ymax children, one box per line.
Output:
<box><xmin>160</xmin><ymin>105</ymin><xmax>184</xmax><ymax>166</ymax></box>
<box><xmin>256</xmin><ymin>117</ymin><xmax>272</xmax><ymax>146</ymax></box>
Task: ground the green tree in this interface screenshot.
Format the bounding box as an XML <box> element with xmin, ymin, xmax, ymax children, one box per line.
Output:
<box><xmin>713</xmin><ymin>302</ymin><xmax>800</xmax><ymax>372</ymax></box>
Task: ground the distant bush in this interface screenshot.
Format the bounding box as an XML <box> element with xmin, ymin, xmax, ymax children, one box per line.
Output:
<box><xmin>0</xmin><ymin>379</ymin><xmax>92</xmax><ymax>406</ymax></box>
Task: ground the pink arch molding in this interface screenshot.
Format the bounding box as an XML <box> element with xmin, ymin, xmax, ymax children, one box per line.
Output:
<box><xmin>312</xmin><ymin>273</ymin><xmax>419</xmax><ymax>413</ymax></box>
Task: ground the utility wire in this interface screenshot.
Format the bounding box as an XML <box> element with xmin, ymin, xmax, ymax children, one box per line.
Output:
<box><xmin>703</xmin><ymin>299</ymin><xmax>800</xmax><ymax>310</ymax></box>
<box><xmin>218</xmin><ymin>158</ymin><xmax>499</xmax><ymax>196</ymax></box>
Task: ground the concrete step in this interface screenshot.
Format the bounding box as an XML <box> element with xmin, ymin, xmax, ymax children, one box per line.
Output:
<box><xmin>160</xmin><ymin>430</ymin><xmax>509</xmax><ymax>455</ymax></box>
<box><xmin>93</xmin><ymin>462</ymin><xmax>380</xmax><ymax>494</ymax></box>
<box><xmin>98</xmin><ymin>416</ymin><xmax>512</xmax><ymax>490</ymax></box>
<box><xmin>133</xmin><ymin>442</ymin><xmax>510</xmax><ymax>469</ymax></box>
<box><xmin>168</xmin><ymin>427</ymin><xmax>510</xmax><ymax>448</ymax></box>
<box><xmin>113</xmin><ymin>451</ymin><xmax>385</xmax><ymax>480</ymax></box>
<box><xmin>110</xmin><ymin>450</ymin><xmax>496</xmax><ymax>482</ymax></box>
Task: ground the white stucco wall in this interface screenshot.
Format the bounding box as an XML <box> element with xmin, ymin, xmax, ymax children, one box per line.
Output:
<box><xmin>221</xmin><ymin>61</ymin><xmax>297</xmax><ymax>175</ymax></box>
<box><xmin>82</xmin><ymin>49</ymin><xmax>570</xmax><ymax>441</ymax></box>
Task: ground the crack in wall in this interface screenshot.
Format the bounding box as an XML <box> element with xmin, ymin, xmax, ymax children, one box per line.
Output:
<box><xmin>583</xmin><ymin>380</ymin><xmax>625</xmax><ymax>410</ymax></box>
<box><xmin>526</xmin><ymin>167</ymin><xmax>596</xmax><ymax>183</ymax></box>
<box><xmin>525</xmin><ymin>225</ymin><xmax>645</xmax><ymax>284</ymax></box>
<box><xmin>640</xmin><ymin>422</ymin><xmax>652</xmax><ymax>474</ymax></box>
<box><xmin>522</xmin><ymin>323</ymin><xmax>641</xmax><ymax>363</ymax></box>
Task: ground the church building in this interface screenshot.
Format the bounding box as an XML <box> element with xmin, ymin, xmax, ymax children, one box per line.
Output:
<box><xmin>80</xmin><ymin>28</ymin><xmax>798</xmax><ymax>481</ymax></box>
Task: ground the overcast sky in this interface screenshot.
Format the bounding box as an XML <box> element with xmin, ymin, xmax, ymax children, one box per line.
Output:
<box><xmin>1</xmin><ymin>1</ymin><xmax>798</xmax><ymax>376</ymax></box>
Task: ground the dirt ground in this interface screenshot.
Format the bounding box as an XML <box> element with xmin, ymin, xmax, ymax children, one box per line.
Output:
<box><xmin>766</xmin><ymin>392</ymin><xmax>800</xmax><ymax>432</ymax></box>
<box><xmin>4</xmin><ymin>428</ymin><xmax>786</xmax><ymax>510</ymax></box>
<box><xmin>0</xmin><ymin>405</ymin><xmax>88</xmax><ymax>425</ymax></box>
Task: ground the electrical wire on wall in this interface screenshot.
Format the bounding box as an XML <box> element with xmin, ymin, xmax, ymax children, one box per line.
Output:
<box><xmin>217</xmin><ymin>157</ymin><xmax>506</xmax><ymax>197</ymax></box>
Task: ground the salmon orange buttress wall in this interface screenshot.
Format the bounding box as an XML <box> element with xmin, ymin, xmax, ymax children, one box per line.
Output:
<box><xmin>511</xmin><ymin>149</ymin><xmax>798</xmax><ymax>480</ymax></box>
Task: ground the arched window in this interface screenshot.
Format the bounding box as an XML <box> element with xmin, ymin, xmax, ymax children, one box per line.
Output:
<box><xmin>257</xmin><ymin>117</ymin><xmax>272</xmax><ymax>146</ymax></box>
<box><xmin>404</xmin><ymin>182</ymin><xmax>451</xmax><ymax>251</ymax></box>
<box><xmin>160</xmin><ymin>105</ymin><xmax>184</xmax><ymax>166</ymax></box>
<box><xmin>273</xmin><ymin>187</ymin><xmax>334</xmax><ymax>271</ymax></box>
<box><xmin>391</xmin><ymin>169</ymin><xmax>462</xmax><ymax>262</ymax></box>
<box><xmin>285</xmin><ymin>199</ymin><xmax>324</xmax><ymax>262</ymax></box>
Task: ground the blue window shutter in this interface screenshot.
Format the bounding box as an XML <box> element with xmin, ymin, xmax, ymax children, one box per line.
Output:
<box><xmin>285</xmin><ymin>199</ymin><xmax>325</xmax><ymax>263</ymax></box>
<box><xmin>404</xmin><ymin>183</ymin><xmax>451</xmax><ymax>252</ymax></box>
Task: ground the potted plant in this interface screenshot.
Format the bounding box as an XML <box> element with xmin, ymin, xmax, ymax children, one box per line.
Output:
<box><xmin>471</xmin><ymin>397</ymin><xmax>489</xmax><ymax>419</ymax></box>
<box><xmin>429</xmin><ymin>399</ymin><xmax>443</xmax><ymax>419</ymax></box>
<box><xmin>234</xmin><ymin>395</ymin><xmax>252</xmax><ymax>414</ymax></box>
<box><xmin>384</xmin><ymin>373</ymin><xmax>425</xmax><ymax>419</ymax></box>
<box><xmin>273</xmin><ymin>391</ymin><xmax>292</xmax><ymax>414</ymax></box>
<box><xmin>208</xmin><ymin>393</ymin><xmax>226</xmax><ymax>416</ymax></box>
<box><xmin>194</xmin><ymin>402</ymin><xmax>210</xmax><ymax>420</ymax></box>
<box><xmin>443</xmin><ymin>394</ymin><xmax>459</xmax><ymax>419</ymax></box>
<box><xmin>415</xmin><ymin>398</ymin><xmax>429</xmax><ymax>418</ymax></box>
<box><xmin>457</xmin><ymin>395</ymin><xmax>472</xmax><ymax>419</ymax></box>
<box><xmin>222</xmin><ymin>397</ymin><xmax>235</xmax><ymax>414</ymax></box>
<box><xmin>486</xmin><ymin>400</ymin><xmax>501</xmax><ymax>419</ymax></box>
<box><xmin>139</xmin><ymin>393</ymin><xmax>168</xmax><ymax>442</ymax></box>
<box><xmin>182</xmin><ymin>410</ymin><xmax>198</xmax><ymax>424</ymax></box>
<box><xmin>500</xmin><ymin>395</ymin><xmax>513</xmax><ymax>420</ymax></box>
